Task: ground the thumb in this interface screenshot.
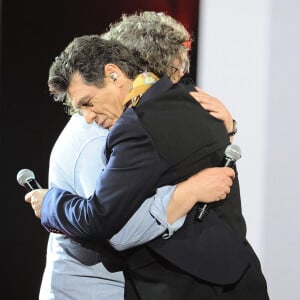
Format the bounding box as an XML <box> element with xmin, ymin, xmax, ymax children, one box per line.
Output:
<box><xmin>24</xmin><ymin>190</ymin><xmax>34</xmax><ymax>203</ymax></box>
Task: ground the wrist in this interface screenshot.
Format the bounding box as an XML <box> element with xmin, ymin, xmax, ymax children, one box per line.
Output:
<box><xmin>167</xmin><ymin>182</ymin><xmax>195</xmax><ymax>223</ymax></box>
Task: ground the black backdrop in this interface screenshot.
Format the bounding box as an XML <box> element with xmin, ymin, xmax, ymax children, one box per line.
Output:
<box><xmin>0</xmin><ymin>0</ymin><xmax>199</xmax><ymax>298</ymax></box>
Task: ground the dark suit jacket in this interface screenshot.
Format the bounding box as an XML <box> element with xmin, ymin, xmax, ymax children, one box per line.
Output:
<box><xmin>41</xmin><ymin>76</ymin><xmax>268</xmax><ymax>298</ymax></box>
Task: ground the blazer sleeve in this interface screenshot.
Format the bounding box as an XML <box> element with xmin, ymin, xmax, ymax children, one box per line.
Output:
<box><xmin>41</xmin><ymin>111</ymin><xmax>169</xmax><ymax>242</ymax></box>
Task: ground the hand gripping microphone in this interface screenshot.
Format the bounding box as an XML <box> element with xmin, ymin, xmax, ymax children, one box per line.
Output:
<box><xmin>16</xmin><ymin>168</ymin><xmax>42</xmax><ymax>192</ymax></box>
<box><xmin>196</xmin><ymin>144</ymin><xmax>242</xmax><ymax>221</ymax></box>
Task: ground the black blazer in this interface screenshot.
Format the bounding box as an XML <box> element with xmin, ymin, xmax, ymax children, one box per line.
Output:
<box><xmin>122</xmin><ymin>77</ymin><xmax>268</xmax><ymax>299</ymax></box>
<box><xmin>124</xmin><ymin>77</ymin><xmax>249</xmax><ymax>285</ymax></box>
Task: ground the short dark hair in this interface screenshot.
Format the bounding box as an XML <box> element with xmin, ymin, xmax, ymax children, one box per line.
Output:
<box><xmin>48</xmin><ymin>35</ymin><xmax>143</xmax><ymax>106</ymax></box>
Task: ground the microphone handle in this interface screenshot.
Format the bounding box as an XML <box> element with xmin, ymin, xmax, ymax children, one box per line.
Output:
<box><xmin>224</xmin><ymin>158</ymin><xmax>235</xmax><ymax>168</ymax></box>
<box><xmin>196</xmin><ymin>158</ymin><xmax>235</xmax><ymax>222</ymax></box>
<box><xmin>196</xmin><ymin>203</ymin><xmax>209</xmax><ymax>221</ymax></box>
<box><xmin>23</xmin><ymin>179</ymin><xmax>42</xmax><ymax>192</ymax></box>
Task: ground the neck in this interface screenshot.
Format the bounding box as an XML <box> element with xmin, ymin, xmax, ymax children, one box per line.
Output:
<box><xmin>118</xmin><ymin>78</ymin><xmax>133</xmax><ymax>106</ymax></box>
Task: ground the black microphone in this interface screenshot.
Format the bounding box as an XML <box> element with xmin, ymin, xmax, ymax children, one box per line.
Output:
<box><xmin>196</xmin><ymin>144</ymin><xmax>242</xmax><ymax>221</ymax></box>
<box><xmin>16</xmin><ymin>168</ymin><xmax>42</xmax><ymax>192</ymax></box>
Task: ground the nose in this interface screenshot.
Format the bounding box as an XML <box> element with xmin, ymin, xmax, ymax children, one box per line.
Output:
<box><xmin>82</xmin><ymin>108</ymin><xmax>97</xmax><ymax>124</ymax></box>
<box><xmin>180</xmin><ymin>62</ymin><xmax>187</xmax><ymax>75</ymax></box>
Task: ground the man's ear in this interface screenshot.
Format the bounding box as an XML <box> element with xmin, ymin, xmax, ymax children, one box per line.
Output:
<box><xmin>104</xmin><ymin>64</ymin><xmax>124</xmax><ymax>87</ymax></box>
<box><xmin>105</xmin><ymin>64</ymin><xmax>118</xmax><ymax>80</ymax></box>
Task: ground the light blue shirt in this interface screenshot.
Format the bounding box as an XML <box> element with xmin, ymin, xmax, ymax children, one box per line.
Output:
<box><xmin>40</xmin><ymin>113</ymin><xmax>185</xmax><ymax>300</ymax></box>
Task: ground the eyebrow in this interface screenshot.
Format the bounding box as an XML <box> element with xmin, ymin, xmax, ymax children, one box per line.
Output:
<box><xmin>75</xmin><ymin>96</ymin><xmax>91</xmax><ymax>109</ymax></box>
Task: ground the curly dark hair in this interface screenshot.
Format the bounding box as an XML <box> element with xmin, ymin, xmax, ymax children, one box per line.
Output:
<box><xmin>101</xmin><ymin>11</ymin><xmax>192</xmax><ymax>79</ymax></box>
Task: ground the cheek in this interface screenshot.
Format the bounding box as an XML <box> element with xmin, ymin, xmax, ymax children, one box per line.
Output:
<box><xmin>170</xmin><ymin>72</ymin><xmax>181</xmax><ymax>84</ymax></box>
<box><xmin>108</xmin><ymin>103</ymin><xmax>123</xmax><ymax>118</ymax></box>
<box><xmin>98</xmin><ymin>96</ymin><xmax>120</xmax><ymax>116</ymax></box>
<box><xmin>95</xmin><ymin>87</ymin><xmax>123</xmax><ymax>116</ymax></box>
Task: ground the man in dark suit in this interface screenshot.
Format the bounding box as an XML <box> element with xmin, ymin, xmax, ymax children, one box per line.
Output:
<box><xmin>25</xmin><ymin>34</ymin><xmax>269</xmax><ymax>299</ymax></box>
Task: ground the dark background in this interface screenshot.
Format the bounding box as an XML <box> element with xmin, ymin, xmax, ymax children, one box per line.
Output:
<box><xmin>0</xmin><ymin>0</ymin><xmax>199</xmax><ymax>298</ymax></box>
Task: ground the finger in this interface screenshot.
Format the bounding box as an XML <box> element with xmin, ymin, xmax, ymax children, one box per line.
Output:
<box><xmin>190</xmin><ymin>92</ymin><xmax>212</xmax><ymax>103</ymax></box>
<box><xmin>31</xmin><ymin>197</ymin><xmax>37</xmax><ymax>208</ymax></box>
<box><xmin>207</xmin><ymin>111</ymin><xmax>223</xmax><ymax>120</ymax></box>
<box><xmin>194</xmin><ymin>86</ymin><xmax>204</xmax><ymax>93</ymax></box>
<box><xmin>194</xmin><ymin>86</ymin><xmax>211</xmax><ymax>97</ymax></box>
<box><xmin>24</xmin><ymin>191</ymin><xmax>34</xmax><ymax>203</ymax></box>
<box><xmin>224</xmin><ymin>167</ymin><xmax>235</xmax><ymax>179</ymax></box>
<box><xmin>224</xmin><ymin>185</ymin><xmax>231</xmax><ymax>194</ymax></box>
<box><xmin>224</xmin><ymin>176</ymin><xmax>233</xmax><ymax>187</ymax></box>
<box><xmin>218</xmin><ymin>193</ymin><xmax>226</xmax><ymax>200</ymax></box>
<box><xmin>197</xmin><ymin>102</ymin><xmax>216</xmax><ymax>110</ymax></box>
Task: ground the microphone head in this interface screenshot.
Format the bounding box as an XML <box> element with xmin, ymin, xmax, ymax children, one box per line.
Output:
<box><xmin>225</xmin><ymin>144</ymin><xmax>242</xmax><ymax>162</ymax></box>
<box><xmin>16</xmin><ymin>169</ymin><xmax>35</xmax><ymax>186</ymax></box>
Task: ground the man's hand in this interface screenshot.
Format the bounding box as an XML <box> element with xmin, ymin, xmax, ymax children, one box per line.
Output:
<box><xmin>24</xmin><ymin>189</ymin><xmax>49</xmax><ymax>218</ymax></box>
<box><xmin>190</xmin><ymin>87</ymin><xmax>234</xmax><ymax>136</ymax></box>
<box><xmin>167</xmin><ymin>167</ymin><xmax>235</xmax><ymax>223</ymax></box>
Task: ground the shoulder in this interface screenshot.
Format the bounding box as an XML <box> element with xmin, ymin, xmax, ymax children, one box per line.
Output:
<box><xmin>49</xmin><ymin>114</ymin><xmax>108</xmax><ymax>188</ymax></box>
<box><xmin>53</xmin><ymin>114</ymin><xmax>107</xmax><ymax>152</ymax></box>
<box><xmin>107</xmin><ymin>108</ymin><xmax>148</xmax><ymax>145</ymax></box>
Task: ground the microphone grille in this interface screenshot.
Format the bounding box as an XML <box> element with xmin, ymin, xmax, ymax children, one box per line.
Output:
<box><xmin>225</xmin><ymin>144</ymin><xmax>242</xmax><ymax>162</ymax></box>
<box><xmin>16</xmin><ymin>169</ymin><xmax>35</xmax><ymax>186</ymax></box>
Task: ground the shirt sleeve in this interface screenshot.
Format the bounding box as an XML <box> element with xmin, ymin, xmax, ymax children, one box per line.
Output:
<box><xmin>110</xmin><ymin>185</ymin><xmax>186</xmax><ymax>251</ymax></box>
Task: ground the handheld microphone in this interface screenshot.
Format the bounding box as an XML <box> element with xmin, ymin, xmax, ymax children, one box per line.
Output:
<box><xmin>16</xmin><ymin>169</ymin><xmax>42</xmax><ymax>192</ymax></box>
<box><xmin>196</xmin><ymin>144</ymin><xmax>242</xmax><ymax>221</ymax></box>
